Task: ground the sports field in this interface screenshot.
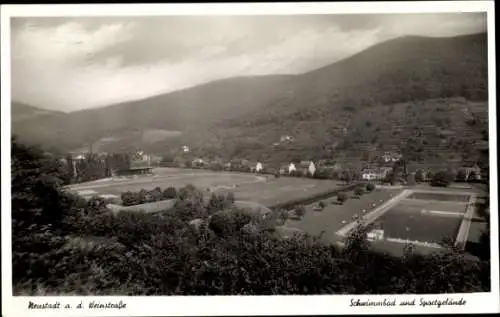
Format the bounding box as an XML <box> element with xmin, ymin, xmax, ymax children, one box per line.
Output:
<box><xmin>374</xmin><ymin>198</ymin><xmax>467</xmax><ymax>245</ymax></box>
<box><xmin>66</xmin><ymin>167</ymin><xmax>343</xmax><ymax>207</ymax></box>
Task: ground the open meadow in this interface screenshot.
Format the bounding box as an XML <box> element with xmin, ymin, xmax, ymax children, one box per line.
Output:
<box><xmin>66</xmin><ymin>167</ymin><xmax>343</xmax><ymax>207</ymax></box>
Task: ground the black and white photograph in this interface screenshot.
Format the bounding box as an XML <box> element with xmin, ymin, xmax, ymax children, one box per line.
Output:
<box><xmin>1</xmin><ymin>2</ymin><xmax>498</xmax><ymax>316</ymax></box>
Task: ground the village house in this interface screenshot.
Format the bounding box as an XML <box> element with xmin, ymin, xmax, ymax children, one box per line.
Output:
<box><xmin>71</xmin><ymin>153</ymin><xmax>86</xmax><ymax>161</ymax></box>
<box><xmin>288</xmin><ymin>162</ymin><xmax>297</xmax><ymax>174</ymax></box>
<box><xmin>192</xmin><ymin>158</ymin><xmax>206</xmax><ymax>168</ymax></box>
<box><xmin>279</xmin><ymin>164</ymin><xmax>289</xmax><ymax>175</ymax></box>
<box><xmin>225</xmin><ymin>159</ymin><xmax>244</xmax><ymax>171</ymax></box>
<box><xmin>463</xmin><ymin>163</ymin><xmax>482</xmax><ymax>180</ymax></box>
<box><xmin>280</xmin><ymin>135</ymin><xmax>294</xmax><ymax>143</ymax></box>
<box><xmin>382</xmin><ymin>151</ymin><xmax>402</xmax><ymax>163</ymax></box>
<box><xmin>240</xmin><ymin>159</ymin><xmax>252</xmax><ymax>172</ymax></box>
<box><xmin>255</xmin><ymin>162</ymin><xmax>263</xmax><ymax>173</ymax></box>
<box><xmin>297</xmin><ymin>160</ymin><xmax>316</xmax><ymax>176</ymax></box>
<box><xmin>65</xmin><ymin>153</ymin><xmax>87</xmax><ymax>178</ymax></box>
<box><xmin>361</xmin><ymin>167</ymin><xmax>391</xmax><ymax>181</ymax></box>
<box><xmin>113</xmin><ymin>152</ymin><xmax>154</xmax><ymax>177</ymax></box>
<box><xmin>308</xmin><ymin>161</ymin><xmax>316</xmax><ymax>177</ymax></box>
<box><xmin>130</xmin><ymin>152</ymin><xmax>151</xmax><ymax>170</ymax></box>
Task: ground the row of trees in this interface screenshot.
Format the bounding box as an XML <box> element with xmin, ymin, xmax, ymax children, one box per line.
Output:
<box><xmin>120</xmin><ymin>185</ymin><xmax>237</xmax><ymax>209</ymax></box>
<box><xmin>163</xmin><ymin>152</ymin><xmax>364</xmax><ymax>183</ymax></box>
<box><xmin>380</xmin><ymin>166</ymin><xmax>481</xmax><ymax>187</ymax></box>
<box><xmin>64</xmin><ymin>153</ymin><xmax>132</xmax><ymax>184</ymax></box>
<box><xmin>413</xmin><ymin>169</ymin><xmax>479</xmax><ymax>187</ymax></box>
<box><xmin>11</xmin><ymin>137</ymin><xmax>491</xmax><ymax>295</ymax></box>
<box><xmin>121</xmin><ymin>186</ymin><xmax>177</xmax><ymax>206</ymax></box>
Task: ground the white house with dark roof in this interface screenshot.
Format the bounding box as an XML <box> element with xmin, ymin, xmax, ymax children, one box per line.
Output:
<box><xmin>255</xmin><ymin>162</ymin><xmax>263</xmax><ymax>173</ymax></box>
<box><xmin>382</xmin><ymin>152</ymin><xmax>402</xmax><ymax>163</ymax></box>
<box><xmin>464</xmin><ymin>164</ymin><xmax>482</xmax><ymax>180</ymax></box>
<box><xmin>308</xmin><ymin>161</ymin><xmax>316</xmax><ymax>176</ymax></box>
<box><xmin>192</xmin><ymin>158</ymin><xmax>206</xmax><ymax>168</ymax></box>
<box><xmin>362</xmin><ymin>168</ymin><xmax>390</xmax><ymax>181</ymax></box>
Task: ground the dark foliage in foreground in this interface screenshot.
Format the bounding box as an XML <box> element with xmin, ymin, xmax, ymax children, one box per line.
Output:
<box><xmin>431</xmin><ymin>170</ymin><xmax>454</xmax><ymax>187</ymax></box>
<box><xmin>11</xmin><ymin>138</ymin><xmax>491</xmax><ymax>295</ymax></box>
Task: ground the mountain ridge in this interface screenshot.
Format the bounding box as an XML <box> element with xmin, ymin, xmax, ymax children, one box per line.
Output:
<box><xmin>12</xmin><ymin>32</ymin><xmax>486</xmax><ymax>114</ymax></box>
<box><xmin>11</xmin><ymin>32</ymin><xmax>488</xmax><ymax>163</ymax></box>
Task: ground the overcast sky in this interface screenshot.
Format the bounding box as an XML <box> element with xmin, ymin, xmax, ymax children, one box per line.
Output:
<box><xmin>11</xmin><ymin>13</ymin><xmax>486</xmax><ymax>112</ymax></box>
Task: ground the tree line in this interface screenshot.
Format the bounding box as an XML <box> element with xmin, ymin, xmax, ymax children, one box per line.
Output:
<box><xmin>64</xmin><ymin>153</ymin><xmax>131</xmax><ymax>184</ymax></box>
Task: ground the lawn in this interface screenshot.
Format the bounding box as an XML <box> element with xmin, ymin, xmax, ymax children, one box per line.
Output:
<box><xmin>229</xmin><ymin>177</ymin><xmax>342</xmax><ymax>206</ymax></box>
<box><xmin>67</xmin><ymin>168</ymin><xmax>343</xmax><ymax>207</ymax></box>
<box><xmin>69</xmin><ymin>173</ymin><xmax>262</xmax><ymax>196</ymax></box>
<box><xmin>284</xmin><ymin>187</ymin><xmax>403</xmax><ymax>244</ymax></box>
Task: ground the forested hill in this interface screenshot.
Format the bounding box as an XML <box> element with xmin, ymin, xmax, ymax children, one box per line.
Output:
<box><xmin>187</xmin><ymin>32</ymin><xmax>489</xmax><ymax>162</ymax></box>
<box><xmin>11</xmin><ymin>32</ymin><xmax>488</xmax><ymax>160</ymax></box>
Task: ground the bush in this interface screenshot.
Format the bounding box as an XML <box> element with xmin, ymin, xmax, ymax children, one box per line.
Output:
<box><xmin>431</xmin><ymin>170</ymin><xmax>453</xmax><ymax>187</ymax></box>
<box><xmin>366</xmin><ymin>183</ymin><xmax>375</xmax><ymax>192</ymax></box>
<box><xmin>208</xmin><ymin>209</ymin><xmax>251</xmax><ymax>237</ymax></box>
<box><xmin>467</xmin><ymin>171</ymin><xmax>477</xmax><ymax>182</ymax></box>
<box><xmin>337</xmin><ymin>193</ymin><xmax>348</xmax><ymax>204</ymax></box>
<box><xmin>149</xmin><ymin>187</ymin><xmax>163</xmax><ymax>202</ymax></box>
<box><xmin>414</xmin><ymin>169</ymin><xmax>424</xmax><ymax>183</ymax></box>
<box><xmin>178</xmin><ymin>184</ymin><xmax>196</xmax><ymax>200</ymax></box>
<box><xmin>121</xmin><ymin>191</ymin><xmax>140</xmax><ymax>206</ymax></box>
<box><xmin>295</xmin><ymin>205</ymin><xmax>306</xmax><ymax>218</ymax></box>
<box><xmin>456</xmin><ymin>169</ymin><xmax>467</xmax><ymax>182</ymax></box>
<box><xmin>138</xmin><ymin>189</ymin><xmax>148</xmax><ymax>204</ymax></box>
<box><xmin>163</xmin><ymin>186</ymin><xmax>177</xmax><ymax>199</ymax></box>
<box><xmin>406</xmin><ymin>173</ymin><xmax>416</xmax><ymax>186</ymax></box>
<box><xmin>207</xmin><ymin>193</ymin><xmax>227</xmax><ymax>214</ymax></box>
<box><xmin>318</xmin><ymin>201</ymin><xmax>326</xmax><ymax>209</ymax></box>
<box><xmin>354</xmin><ymin>187</ymin><xmax>364</xmax><ymax>197</ymax></box>
<box><xmin>426</xmin><ymin>171</ymin><xmax>434</xmax><ymax>182</ymax></box>
<box><xmin>226</xmin><ymin>192</ymin><xmax>235</xmax><ymax>204</ymax></box>
<box><xmin>278</xmin><ymin>210</ymin><xmax>289</xmax><ymax>225</ymax></box>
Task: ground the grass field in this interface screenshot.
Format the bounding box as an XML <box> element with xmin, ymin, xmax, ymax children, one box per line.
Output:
<box><xmin>66</xmin><ymin>167</ymin><xmax>343</xmax><ymax>207</ymax></box>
